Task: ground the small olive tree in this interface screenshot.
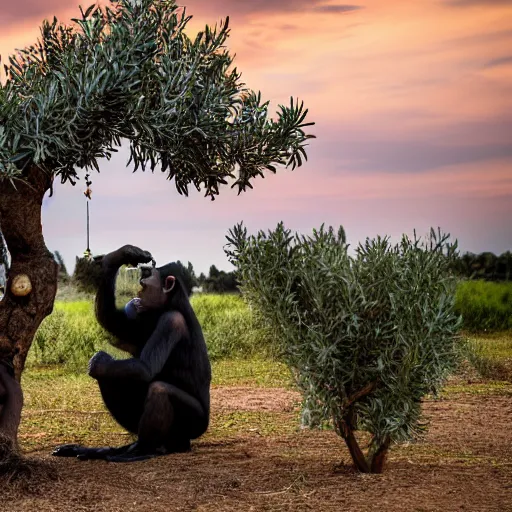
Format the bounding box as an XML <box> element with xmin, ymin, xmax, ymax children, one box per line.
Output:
<box><xmin>0</xmin><ymin>0</ymin><xmax>314</xmax><ymax>462</ymax></box>
<box><xmin>226</xmin><ymin>223</ymin><xmax>461</xmax><ymax>473</ymax></box>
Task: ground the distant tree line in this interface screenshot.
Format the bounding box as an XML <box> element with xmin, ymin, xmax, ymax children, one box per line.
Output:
<box><xmin>55</xmin><ymin>252</ymin><xmax>239</xmax><ymax>294</ymax></box>
<box><xmin>0</xmin><ymin>232</ymin><xmax>241</xmax><ymax>296</ymax></box>
<box><xmin>4</xmin><ymin>230</ymin><xmax>511</xmax><ymax>298</ymax></box>
<box><xmin>8</xmin><ymin>240</ymin><xmax>512</xmax><ymax>297</ymax></box>
<box><xmin>198</xmin><ymin>265</ymin><xmax>239</xmax><ymax>293</ymax></box>
<box><xmin>164</xmin><ymin>262</ymin><xmax>239</xmax><ymax>294</ymax></box>
<box><xmin>451</xmin><ymin>251</ymin><xmax>512</xmax><ymax>281</ymax></box>
<box><xmin>51</xmin><ymin>248</ymin><xmax>512</xmax><ymax>292</ymax></box>
<box><xmin>72</xmin><ymin>256</ymin><xmax>101</xmax><ymax>292</ymax></box>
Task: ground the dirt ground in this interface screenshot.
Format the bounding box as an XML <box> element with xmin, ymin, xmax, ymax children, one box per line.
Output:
<box><xmin>2</xmin><ymin>383</ymin><xmax>512</xmax><ymax>512</ymax></box>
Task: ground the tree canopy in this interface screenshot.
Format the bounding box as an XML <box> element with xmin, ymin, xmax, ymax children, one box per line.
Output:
<box><xmin>0</xmin><ymin>0</ymin><xmax>314</xmax><ymax>197</ymax></box>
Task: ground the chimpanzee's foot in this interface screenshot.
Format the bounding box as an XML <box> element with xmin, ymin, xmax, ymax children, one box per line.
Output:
<box><xmin>52</xmin><ymin>442</ymin><xmax>137</xmax><ymax>460</ymax></box>
<box><xmin>51</xmin><ymin>444</ymin><xmax>85</xmax><ymax>457</ymax></box>
<box><xmin>105</xmin><ymin>439</ymin><xmax>191</xmax><ymax>463</ymax></box>
<box><xmin>105</xmin><ymin>450</ymin><xmax>162</xmax><ymax>462</ymax></box>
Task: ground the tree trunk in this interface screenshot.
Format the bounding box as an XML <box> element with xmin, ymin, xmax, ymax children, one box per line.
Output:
<box><xmin>369</xmin><ymin>436</ymin><xmax>390</xmax><ymax>474</ymax></box>
<box><xmin>335</xmin><ymin>413</ymin><xmax>371</xmax><ymax>473</ymax></box>
<box><xmin>0</xmin><ymin>165</ymin><xmax>58</xmax><ymax>455</ymax></box>
<box><xmin>335</xmin><ymin>409</ymin><xmax>391</xmax><ymax>474</ymax></box>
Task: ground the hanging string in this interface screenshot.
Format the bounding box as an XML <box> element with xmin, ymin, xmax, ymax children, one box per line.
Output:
<box><xmin>83</xmin><ymin>173</ymin><xmax>93</xmax><ymax>260</ymax></box>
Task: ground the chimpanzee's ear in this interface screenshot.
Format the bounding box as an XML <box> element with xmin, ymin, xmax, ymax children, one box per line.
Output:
<box><xmin>163</xmin><ymin>275</ymin><xmax>176</xmax><ymax>294</ymax></box>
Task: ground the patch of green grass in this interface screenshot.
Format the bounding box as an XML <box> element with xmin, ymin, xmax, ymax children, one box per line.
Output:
<box><xmin>462</xmin><ymin>332</ymin><xmax>512</xmax><ymax>382</ymax></box>
<box><xmin>456</xmin><ymin>280</ymin><xmax>512</xmax><ymax>332</ymax></box>
<box><xmin>20</xmin><ymin>368</ymin><xmax>129</xmax><ymax>452</ymax></box>
<box><xmin>466</xmin><ymin>332</ymin><xmax>512</xmax><ymax>359</ymax></box>
<box><xmin>442</xmin><ymin>381</ymin><xmax>512</xmax><ymax>397</ymax></box>
<box><xmin>207</xmin><ymin>410</ymin><xmax>299</xmax><ymax>440</ymax></box>
<box><xmin>55</xmin><ymin>282</ymin><xmax>95</xmax><ymax>302</ymax></box>
<box><xmin>22</xmin><ymin>369</ymin><xmax>103</xmax><ymax>411</ymax></box>
<box><xmin>212</xmin><ymin>359</ymin><xmax>292</xmax><ymax>388</ymax></box>
<box><xmin>192</xmin><ymin>294</ymin><xmax>274</xmax><ymax>360</ymax></box>
<box><xmin>27</xmin><ymin>301</ymin><xmax>121</xmax><ymax>371</ymax></box>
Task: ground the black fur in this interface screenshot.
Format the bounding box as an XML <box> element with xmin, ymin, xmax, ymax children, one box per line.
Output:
<box><xmin>53</xmin><ymin>249</ymin><xmax>211</xmax><ymax>462</ymax></box>
<box><xmin>0</xmin><ymin>360</ymin><xmax>23</xmax><ymax>443</ymax></box>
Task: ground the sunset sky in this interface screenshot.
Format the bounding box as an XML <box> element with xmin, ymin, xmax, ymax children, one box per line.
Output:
<box><xmin>1</xmin><ymin>0</ymin><xmax>511</xmax><ymax>274</ymax></box>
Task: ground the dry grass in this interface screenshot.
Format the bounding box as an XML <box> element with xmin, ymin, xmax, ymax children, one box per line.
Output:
<box><xmin>2</xmin><ymin>366</ymin><xmax>511</xmax><ymax>511</ymax></box>
<box><xmin>463</xmin><ymin>332</ymin><xmax>512</xmax><ymax>381</ymax></box>
<box><xmin>0</xmin><ymin>433</ymin><xmax>57</xmax><ymax>490</ymax></box>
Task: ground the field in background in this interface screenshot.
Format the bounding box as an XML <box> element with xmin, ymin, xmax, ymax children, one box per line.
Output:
<box><xmin>58</xmin><ymin>272</ymin><xmax>512</xmax><ymax>332</ymax></box>
<box><xmin>463</xmin><ymin>333</ymin><xmax>512</xmax><ymax>382</ymax></box>
<box><xmin>31</xmin><ymin>294</ymin><xmax>512</xmax><ymax>381</ymax></box>
<box><xmin>42</xmin><ymin>276</ymin><xmax>512</xmax><ymax>381</ymax></box>
<box><xmin>29</xmin><ymin>293</ymin><xmax>274</xmax><ymax>371</ymax></box>
<box><xmin>455</xmin><ymin>280</ymin><xmax>512</xmax><ymax>332</ymax></box>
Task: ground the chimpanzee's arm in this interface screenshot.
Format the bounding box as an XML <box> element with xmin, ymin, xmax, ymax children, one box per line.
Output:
<box><xmin>95</xmin><ymin>262</ymin><xmax>132</xmax><ymax>341</ymax></box>
<box><xmin>91</xmin><ymin>312</ymin><xmax>187</xmax><ymax>382</ymax></box>
<box><xmin>94</xmin><ymin>245</ymin><xmax>152</xmax><ymax>344</ymax></box>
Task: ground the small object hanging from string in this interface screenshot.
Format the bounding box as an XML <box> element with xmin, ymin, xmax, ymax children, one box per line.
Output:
<box><xmin>83</xmin><ymin>173</ymin><xmax>93</xmax><ymax>260</ymax></box>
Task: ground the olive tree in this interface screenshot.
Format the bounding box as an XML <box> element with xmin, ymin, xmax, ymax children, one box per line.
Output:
<box><xmin>0</xmin><ymin>0</ymin><xmax>314</xmax><ymax>460</ymax></box>
<box><xmin>226</xmin><ymin>223</ymin><xmax>461</xmax><ymax>473</ymax></box>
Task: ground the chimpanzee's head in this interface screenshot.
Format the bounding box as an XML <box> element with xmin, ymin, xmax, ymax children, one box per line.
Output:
<box><xmin>156</xmin><ymin>262</ymin><xmax>193</xmax><ymax>296</ymax></box>
<box><xmin>124</xmin><ymin>262</ymin><xmax>192</xmax><ymax>318</ymax></box>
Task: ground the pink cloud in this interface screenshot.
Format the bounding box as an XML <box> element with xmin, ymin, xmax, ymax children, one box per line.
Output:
<box><xmin>1</xmin><ymin>0</ymin><xmax>510</xmax><ymax>273</ymax></box>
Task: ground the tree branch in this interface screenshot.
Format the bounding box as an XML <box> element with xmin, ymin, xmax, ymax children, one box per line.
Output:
<box><xmin>344</xmin><ymin>381</ymin><xmax>377</xmax><ymax>408</ymax></box>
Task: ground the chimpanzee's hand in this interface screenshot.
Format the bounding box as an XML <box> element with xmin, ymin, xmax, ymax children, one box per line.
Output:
<box><xmin>88</xmin><ymin>351</ymin><xmax>113</xmax><ymax>379</ymax></box>
<box><xmin>102</xmin><ymin>245</ymin><xmax>153</xmax><ymax>269</ymax></box>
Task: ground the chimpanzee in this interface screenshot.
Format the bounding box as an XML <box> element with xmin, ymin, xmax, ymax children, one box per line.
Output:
<box><xmin>52</xmin><ymin>245</ymin><xmax>211</xmax><ymax>462</ymax></box>
<box><xmin>0</xmin><ymin>357</ymin><xmax>23</xmax><ymax>448</ymax></box>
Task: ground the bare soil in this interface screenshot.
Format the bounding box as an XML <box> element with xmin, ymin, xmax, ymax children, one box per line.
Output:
<box><xmin>2</xmin><ymin>384</ymin><xmax>511</xmax><ymax>512</ymax></box>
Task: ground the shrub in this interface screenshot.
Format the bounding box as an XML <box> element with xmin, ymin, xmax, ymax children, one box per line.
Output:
<box><xmin>226</xmin><ymin>223</ymin><xmax>461</xmax><ymax>473</ymax></box>
<box><xmin>53</xmin><ymin>250</ymin><xmax>70</xmax><ymax>284</ymax></box>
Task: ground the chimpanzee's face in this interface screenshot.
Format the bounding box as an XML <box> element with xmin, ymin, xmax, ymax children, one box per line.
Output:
<box><xmin>138</xmin><ymin>268</ymin><xmax>166</xmax><ymax>310</ymax></box>
<box><xmin>138</xmin><ymin>267</ymin><xmax>175</xmax><ymax>311</ymax></box>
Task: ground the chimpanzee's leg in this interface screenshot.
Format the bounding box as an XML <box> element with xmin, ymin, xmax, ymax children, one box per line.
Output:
<box><xmin>97</xmin><ymin>376</ymin><xmax>149</xmax><ymax>433</ymax></box>
<box><xmin>0</xmin><ymin>362</ymin><xmax>23</xmax><ymax>445</ymax></box>
<box><xmin>105</xmin><ymin>381</ymin><xmax>207</xmax><ymax>462</ymax></box>
<box><xmin>53</xmin><ymin>377</ymin><xmax>148</xmax><ymax>459</ymax></box>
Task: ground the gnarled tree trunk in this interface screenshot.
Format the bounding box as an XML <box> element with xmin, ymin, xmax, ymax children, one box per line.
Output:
<box><xmin>0</xmin><ymin>165</ymin><xmax>58</xmax><ymax>456</ymax></box>
<box><xmin>334</xmin><ymin>388</ymin><xmax>391</xmax><ymax>474</ymax></box>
